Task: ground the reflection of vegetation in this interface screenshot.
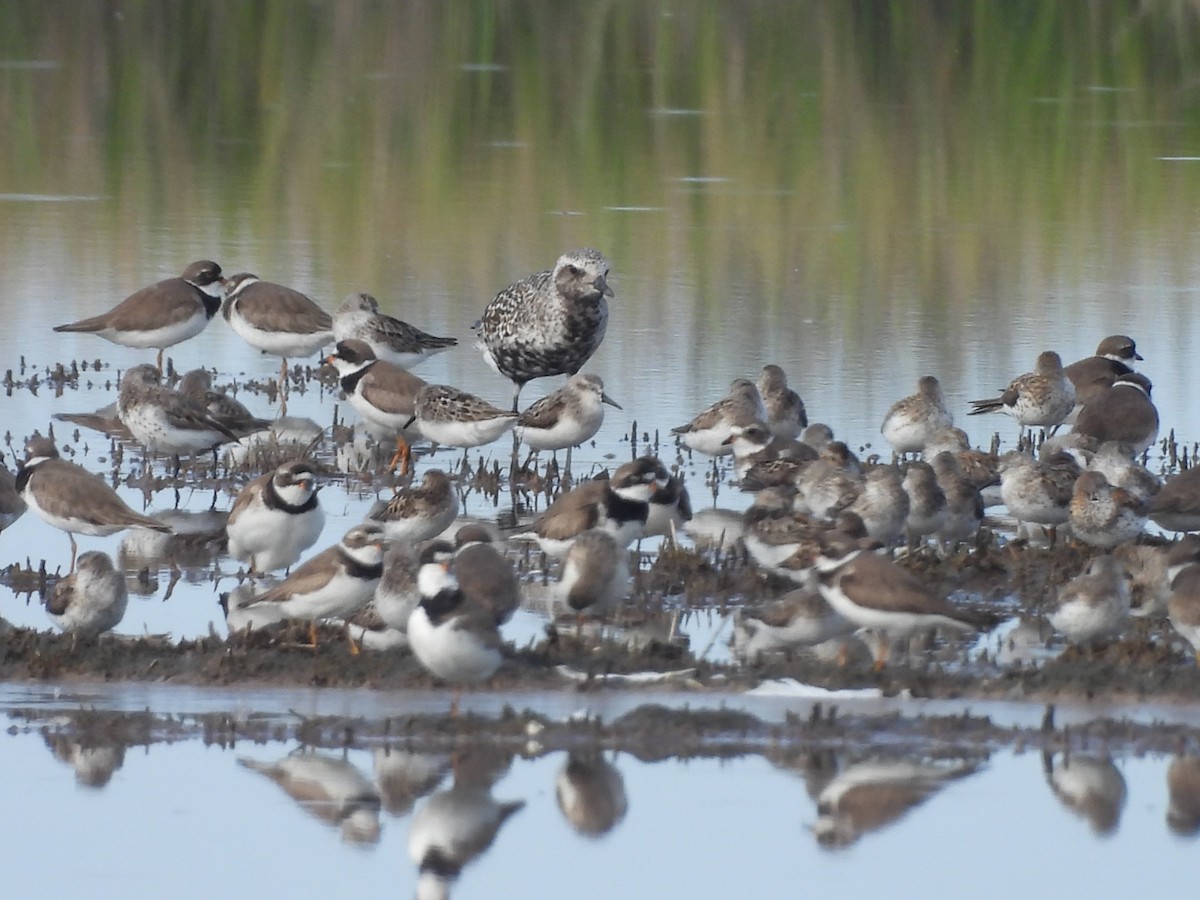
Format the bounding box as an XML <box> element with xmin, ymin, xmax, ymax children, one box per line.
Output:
<box><xmin>3</xmin><ymin>2</ymin><xmax>1200</xmax><ymax>315</ymax></box>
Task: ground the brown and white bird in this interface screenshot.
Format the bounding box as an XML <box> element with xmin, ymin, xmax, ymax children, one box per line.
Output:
<box><xmin>997</xmin><ymin>450</ymin><xmax>1081</xmax><ymax>534</ymax></box>
<box><xmin>1150</xmin><ymin>465</ymin><xmax>1200</xmax><ymax>533</ymax></box>
<box><xmin>672</xmin><ymin>378</ymin><xmax>766</xmax><ymax>457</ymax></box>
<box><xmin>901</xmin><ymin>461</ymin><xmax>947</xmax><ymax>547</ymax></box>
<box><xmin>732</xmin><ymin>588</ymin><xmax>855</xmax><ymax>663</ymax></box>
<box><xmin>222</xmin><ymin>272</ymin><xmax>334</xmax><ymax>411</ymax></box>
<box><xmin>117</xmin><ymin>364</ymin><xmax>241</xmax><ymax>461</ymax></box>
<box><xmin>16</xmin><ymin>435</ymin><xmax>171</xmax><ymax>570</ymax></box>
<box><xmin>367</xmin><ymin>469</ymin><xmax>459</xmax><ymax>543</ymax></box>
<box><xmin>557</xmin><ymin>528</ymin><xmax>630</xmax><ymax>617</ymax></box>
<box><xmin>969</xmin><ymin>350</ymin><xmax>1075</xmax><ymax>430</ymax></box>
<box><xmin>1068</xmin><ymin>470</ymin><xmax>1146</xmax><ymax>549</ymax></box>
<box><xmin>1070</xmin><ymin>372</ymin><xmax>1159</xmax><ymax>455</ymax></box>
<box><xmin>238</xmin><ymin>523</ymin><xmax>386</xmax><ymax>642</ymax></box>
<box><xmin>450</xmin><ymin>525</ymin><xmax>520</xmax><ymax>626</ymax></box>
<box><xmin>53</xmin><ymin>260</ymin><xmax>225</xmax><ymax>371</ymax></box>
<box><xmin>930</xmin><ymin>452</ymin><xmax>984</xmax><ymax>546</ymax></box>
<box><xmin>881</xmin><ymin>375</ymin><xmax>954</xmax><ymax>456</ymax></box>
<box><xmin>225</xmin><ymin>460</ymin><xmax>325</xmax><ymax>574</ymax></box>
<box><xmin>473</xmin><ymin>247</ymin><xmax>613</xmax><ymax>410</ymax></box>
<box><xmin>516</xmin><ymin>373</ymin><xmax>621</xmax><ymax>453</ymax></box>
<box><xmin>178</xmin><ymin>368</ymin><xmax>272</xmax><ymax>437</ymax></box>
<box><xmin>1041</xmin><ymin>751</ymin><xmax>1127</xmax><ymax>836</ymax></box>
<box><xmin>44</xmin><ymin>550</ymin><xmax>128</xmax><ymax>638</ymax></box>
<box><xmin>0</xmin><ymin>463</ymin><xmax>26</xmax><ymax>533</ymax></box>
<box><xmin>1048</xmin><ymin>554</ymin><xmax>1131</xmax><ymax>646</ymax></box>
<box><xmin>555</xmin><ymin>750</ymin><xmax>628</xmax><ymax>838</ymax></box>
<box><xmin>406</xmin><ymin>383</ymin><xmax>518</xmax><ymax>449</ymax></box>
<box><xmin>332</xmin><ymin>292</ymin><xmax>457</xmax><ymax>369</ymax></box>
<box><xmin>1168</xmin><ymin>551</ymin><xmax>1200</xmax><ymax>665</ymax></box>
<box><xmin>756</xmin><ymin>364</ymin><xmax>807</xmax><ymax>442</ymax></box>
<box><xmin>1064</xmin><ymin>335</ymin><xmax>1142</xmax><ymax>410</ymax></box>
<box><xmin>326</xmin><ymin>338</ymin><xmax>427</xmax><ymax>473</ymax></box>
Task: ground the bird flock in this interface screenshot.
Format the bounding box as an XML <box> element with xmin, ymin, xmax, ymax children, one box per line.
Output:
<box><xmin>6</xmin><ymin>248</ymin><xmax>1200</xmax><ymax>686</ymax></box>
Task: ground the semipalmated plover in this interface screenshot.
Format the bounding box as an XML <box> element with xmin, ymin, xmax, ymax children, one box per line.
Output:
<box><xmin>53</xmin><ymin>259</ymin><xmax>225</xmax><ymax>371</ymax></box>
<box><xmin>223</xmin><ymin>272</ymin><xmax>334</xmax><ymax>410</ymax></box>
<box><xmin>643</xmin><ymin>459</ymin><xmax>693</xmax><ymax>539</ymax></box>
<box><xmin>849</xmin><ymin>467</ymin><xmax>910</xmax><ymax>545</ymax></box>
<box><xmin>17</xmin><ymin>434</ymin><xmax>171</xmax><ymax>569</ymax></box>
<box><xmin>1068</xmin><ymin>470</ymin><xmax>1147</xmax><ymax>548</ymax></box>
<box><xmin>332</xmin><ymin>292</ymin><xmax>456</xmax><ymax>369</ymax></box>
<box><xmin>1041</xmin><ymin>751</ymin><xmax>1127</xmax><ymax>835</ymax></box>
<box><xmin>239</xmin><ymin>523</ymin><xmax>385</xmax><ymax>638</ymax></box>
<box><xmin>525</xmin><ymin>457</ymin><xmax>658</xmax><ymax>557</ymax></box>
<box><xmin>240</xmin><ymin>751</ymin><xmax>382</xmax><ymax>844</ymax></box>
<box><xmin>117</xmin><ymin>364</ymin><xmax>241</xmax><ymax>459</ymax></box>
<box><xmin>901</xmin><ymin>461</ymin><xmax>947</xmax><ymax>546</ymax></box>
<box><xmin>757</xmin><ymin>364</ymin><xmax>808</xmax><ymax>442</ymax></box>
<box><xmin>516</xmin><ymin>373</ymin><xmax>621</xmax><ymax>452</ymax></box>
<box><xmin>326</xmin><ymin>338</ymin><xmax>427</xmax><ymax>471</ymax></box>
<box><xmin>814</xmin><ymin>530</ymin><xmax>995</xmax><ymax>669</ymax></box>
<box><xmin>367</xmin><ymin>469</ymin><xmax>459</xmax><ymax>543</ymax></box>
<box><xmin>1064</xmin><ymin>335</ymin><xmax>1142</xmax><ymax>409</ymax></box>
<box><xmin>1071</xmin><ymin>372</ymin><xmax>1159</xmax><ymax>454</ymax></box>
<box><xmin>1151</xmin><ymin>465</ymin><xmax>1200</xmax><ymax>532</ymax></box>
<box><xmin>969</xmin><ymin>350</ymin><xmax>1075</xmax><ymax>430</ymax></box>
<box><xmin>473</xmin><ymin>247</ymin><xmax>613</xmax><ymax>410</ymax></box>
<box><xmin>44</xmin><ymin>550</ymin><xmax>128</xmax><ymax>637</ymax></box>
<box><xmin>452</xmin><ymin>524</ymin><xmax>520</xmax><ymax>626</ymax></box>
<box><xmin>225</xmin><ymin>459</ymin><xmax>325</xmax><ymax>574</ymax></box>
<box><xmin>407</xmin><ymin>383</ymin><xmax>518</xmax><ymax>449</ymax></box>
<box><xmin>220</xmin><ymin>581</ymin><xmax>288</xmax><ymax>633</ymax></box>
<box><xmin>178</xmin><ymin>368</ymin><xmax>271</xmax><ymax>437</ymax></box>
<box><xmin>555</xmin><ymin>750</ymin><xmax>628</xmax><ymax>838</ymax></box>
<box><xmin>408</xmin><ymin>549</ymin><xmax>505</xmax><ymax>686</ymax></box>
<box><xmin>1049</xmin><ymin>555</ymin><xmax>1131</xmax><ymax>646</ymax></box>
<box><xmin>672</xmin><ymin>378</ymin><xmax>766</xmax><ymax>458</ymax></box>
<box><xmin>881</xmin><ymin>375</ymin><xmax>954</xmax><ymax>456</ymax></box>
<box><xmin>557</xmin><ymin>528</ymin><xmax>630</xmax><ymax>616</ymax></box>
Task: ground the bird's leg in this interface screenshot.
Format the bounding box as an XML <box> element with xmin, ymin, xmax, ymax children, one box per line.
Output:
<box><xmin>449</xmin><ymin>689</ymin><xmax>462</xmax><ymax>718</ymax></box>
<box><xmin>155</xmin><ymin>348</ymin><xmax>165</xmax><ymax>375</ymax></box>
<box><xmin>346</xmin><ymin>622</ymin><xmax>360</xmax><ymax>656</ymax></box>
<box><xmin>510</xmin><ymin>382</ymin><xmax>522</xmax><ymax>413</ymax></box>
<box><xmin>68</xmin><ymin>534</ymin><xmax>78</xmax><ymax>573</ymax></box>
<box><xmin>278</xmin><ymin>358</ymin><xmax>290</xmax><ymax>416</ymax></box>
<box><xmin>308</xmin><ymin>621</ymin><xmax>319</xmax><ymax>648</ymax></box>
<box><xmin>387</xmin><ymin>436</ymin><xmax>412</xmax><ymax>475</ymax></box>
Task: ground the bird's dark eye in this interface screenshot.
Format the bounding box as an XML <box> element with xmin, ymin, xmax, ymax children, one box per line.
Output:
<box><xmin>566</xmin><ymin>265</ymin><xmax>582</xmax><ymax>277</ymax></box>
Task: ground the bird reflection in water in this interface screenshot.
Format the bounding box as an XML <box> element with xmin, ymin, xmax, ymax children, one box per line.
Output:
<box><xmin>1041</xmin><ymin>750</ymin><xmax>1127</xmax><ymax>836</ymax></box>
<box><xmin>555</xmin><ymin>749</ymin><xmax>628</xmax><ymax>838</ymax></box>
<box><xmin>44</xmin><ymin>734</ymin><xmax>127</xmax><ymax>788</ymax></box>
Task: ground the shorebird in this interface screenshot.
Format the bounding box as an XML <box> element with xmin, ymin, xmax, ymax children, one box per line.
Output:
<box><xmin>451</xmin><ymin>524</ymin><xmax>520</xmax><ymax>626</ymax></box>
<box><xmin>813</xmin><ymin>530</ymin><xmax>996</xmax><ymax>670</ymax></box>
<box><xmin>1070</xmin><ymin>372</ymin><xmax>1159</xmax><ymax>455</ymax></box>
<box><xmin>643</xmin><ymin>460</ymin><xmax>693</xmax><ymax>539</ymax></box>
<box><xmin>1086</xmin><ymin>441</ymin><xmax>1160</xmax><ymax>505</ymax></box>
<box><xmin>474</xmin><ymin>247</ymin><xmax>613</xmax><ymax>410</ymax></box>
<box><xmin>220</xmin><ymin>582</ymin><xmax>289</xmax><ymax>634</ymax></box>
<box><xmin>1064</xmin><ymin>335</ymin><xmax>1142</xmax><ymax>409</ymax></box>
<box><xmin>1041</xmin><ymin>751</ymin><xmax>1127</xmax><ymax>836</ymax></box>
<box><xmin>117</xmin><ymin>364</ymin><xmax>241</xmax><ymax>466</ymax></box>
<box><xmin>326</xmin><ymin>338</ymin><xmax>427</xmax><ymax>473</ymax></box>
<box><xmin>757</xmin><ymin>364</ymin><xmax>807</xmax><ymax>442</ymax></box>
<box><xmin>795</xmin><ymin>442</ymin><xmax>863</xmax><ymax>520</ymax></box>
<box><xmin>1150</xmin><ymin>465</ymin><xmax>1200</xmax><ymax>533</ymax></box>
<box><xmin>1167</xmin><ymin>755</ymin><xmax>1200</xmax><ymax>835</ymax></box>
<box><xmin>672</xmin><ymin>378</ymin><xmax>766</xmax><ymax>457</ymax></box>
<box><xmin>332</xmin><ymin>292</ymin><xmax>457</xmax><ymax>369</ymax></box>
<box><xmin>53</xmin><ymin>259</ymin><xmax>225</xmax><ymax>372</ymax></box>
<box><xmin>555</xmin><ymin>750</ymin><xmax>628</xmax><ymax>838</ymax></box>
<box><xmin>881</xmin><ymin>375</ymin><xmax>954</xmax><ymax>456</ymax></box>
<box><xmin>222</xmin><ymin>272</ymin><xmax>334</xmax><ymax>412</ymax></box>
<box><xmin>969</xmin><ymin>350</ymin><xmax>1075</xmax><ymax>431</ymax></box>
<box><xmin>901</xmin><ymin>460</ymin><xmax>947</xmax><ymax>547</ymax></box>
<box><xmin>238</xmin><ymin>523</ymin><xmax>386</xmax><ymax>645</ymax></box>
<box><xmin>44</xmin><ymin>551</ymin><xmax>128</xmax><ymax>638</ymax></box>
<box><xmin>557</xmin><ymin>528</ymin><xmax>630</xmax><ymax>617</ymax></box>
<box><xmin>516</xmin><ymin>373</ymin><xmax>621</xmax><ymax>457</ymax></box>
<box><xmin>1048</xmin><ymin>555</ymin><xmax>1131</xmax><ymax>646</ymax></box>
<box><xmin>0</xmin><ymin>463</ymin><xmax>26</xmax><ymax>533</ymax></box>
<box><xmin>1168</xmin><ymin>554</ymin><xmax>1200</xmax><ymax>665</ymax></box>
<box><xmin>373</xmin><ymin>542</ymin><xmax>422</xmax><ymax>633</ymax></box>
<box><xmin>366</xmin><ymin>469</ymin><xmax>459</xmax><ymax>543</ymax></box>
<box><xmin>16</xmin><ymin>434</ymin><xmax>171</xmax><ymax>570</ymax></box>
<box><xmin>406</xmin><ymin>383</ymin><xmax>518</xmax><ymax>449</ymax></box>
<box><xmin>1068</xmin><ymin>470</ymin><xmax>1147</xmax><ymax>549</ymax></box>
<box><xmin>178</xmin><ymin>368</ymin><xmax>271</xmax><ymax>437</ymax></box>
<box><xmin>921</xmin><ymin>427</ymin><xmax>1000</xmax><ymax>493</ymax></box>
<box><xmin>997</xmin><ymin>450</ymin><xmax>1081</xmax><ymax>537</ymax></box>
<box><xmin>930</xmin><ymin>452</ymin><xmax>984</xmax><ymax>546</ymax></box>
<box><xmin>722</xmin><ymin>421</ymin><xmax>817</xmax><ymax>486</ymax></box>
<box><xmin>225</xmin><ymin>459</ymin><xmax>325</xmax><ymax>574</ymax></box>
<box><xmin>732</xmin><ymin>589</ymin><xmax>855</xmax><ymax>663</ymax></box>
<box><xmin>848</xmin><ymin>467</ymin><xmax>910</xmax><ymax>545</ymax></box>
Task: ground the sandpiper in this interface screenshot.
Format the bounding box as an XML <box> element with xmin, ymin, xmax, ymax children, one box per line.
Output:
<box><xmin>0</xmin><ymin>463</ymin><xmax>26</xmax><ymax>533</ymax></box>
<box><xmin>451</xmin><ymin>524</ymin><xmax>520</xmax><ymax>626</ymax></box>
<box><xmin>366</xmin><ymin>469</ymin><xmax>459</xmax><ymax>543</ymax></box>
<box><xmin>557</xmin><ymin>528</ymin><xmax>630</xmax><ymax>617</ymax></box>
<box><xmin>757</xmin><ymin>364</ymin><xmax>808</xmax><ymax>442</ymax></box>
<box><xmin>225</xmin><ymin>459</ymin><xmax>325</xmax><ymax>574</ymax></box>
<box><xmin>732</xmin><ymin>589</ymin><xmax>855</xmax><ymax>663</ymax></box>
<box><xmin>408</xmin><ymin>548</ymin><xmax>505</xmax><ymax>686</ymax></box>
<box><xmin>997</xmin><ymin>450</ymin><xmax>1081</xmax><ymax>534</ymax></box>
<box><xmin>1068</xmin><ymin>470</ymin><xmax>1147</xmax><ymax>549</ymax></box>
<box><xmin>222</xmin><ymin>272</ymin><xmax>334</xmax><ymax>411</ymax></box>
<box><xmin>516</xmin><ymin>373</ymin><xmax>621</xmax><ymax>452</ymax></box>
<box><xmin>671</xmin><ymin>378</ymin><xmax>766</xmax><ymax>457</ymax></box>
<box><xmin>849</xmin><ymin>467</ymin><xmax>910</xmax><ymax>545</ymax></box>
<box><xmin>1086</xmin><ymin>441</ymin><xmax>1160</xmax><ymax>505</ymax></box>
<box><xmin>326</xmin><ymin>338</ymin><xmax>427</xmax><ymax>472</ymax></box>
<box><xmin>881</xmin><ymin>375</ymin><xmax>954</xmax><ymax>456</ymax></box>
<box><xmin>1071</xmin><ymin>372</ymin><xmax>1159</xmax><ymax>455</ymax></box>
<box><xmin>1048</xmin><ymin>555</ymin><xmax>1131</xmax><ymax>646</ymax></box>
<box><xmin>474</xmin><ymin>247</ymin><xmax>613</xmax><ymax>410</ymax></box>
<box><xmin>53</xmin><ymin>259</ymin><xmax>225</xmax><ymax>372</ymax></box>
<box><xmin>332</xmin><ymin>292</ymin><xmax>457</xmax><ymax>369</ymax></box>
<box><xmin>1150</xmin><ymin>465</ymin><xmax>1200</xmax><ymax>532</ymax></box>
<box><xmin>814</xmin><ymin>530</ymin><xmax>996</xmax><ymax>670</ymax></box>
<box><xmin>901</xmin><ymin>460</ymin><xmax>947</xmax><ymax>547</ymax></box>
<box><xmin>178</xmin><ymin>368</ymin><xmax>271</xmax><ymax>437</ymax></box>
<box><xmin>922</xmin><ymin>427</ymin><xmax>1000</xmax><ymax>492</ymax></box>
<box><xmin>1168</xmin><ymin>558</ymin><xmax>1200</xmax><ymax>665</ymax></box>
<box><xmin>17</xmin><ymin>435</ymin><xmax>171</xmax><ymax>570</ymax></box>
<box><xmin>407</xmin><ymin>383</ymin><xmax>518</xmax><ymax>449</ymax></box>
<box><xmin>239</xmin><ymin>523</ymin><xmax>386</xmax><ymax>643</ymax></box>
<box><xmin>969</xmin><ymin>350</ymin><xmax>1076</xmax><ymax>431</ymax></box>
<box><xmin>1113</xmin><ymin>543</ymin><xmax>1170</xmax><ymax>618</ymax></box>
<box><xmin>930</xmin><ymin>452</ymin><xmax>984</xmax><ymax>545</ymax></box>
<box><xmin>722</xmin><ymin>421</ymin><xmax>817</xmax><ymax>485</ymax></box>
<box><xmin>742</xmin><ymin>487</ymin><xmax>841</xmax><ymax>575</ymax></box>
<box><xmin>525</xmin><ymin>457</ymin><xmax>658</xmax><ymax>557</ymax></box>
<box><xmin>555</xmin><ymin>750</ymin><xmax>628</xmax><ymax>838</ymax></box>
<box><xmin>117</xmin><ymin>364</ymin><xmax>241</xmax><ymax>461</ymax></box>
<box><xmin>1064</xmin><ymin>335</ymin><xmax>1142</xmax><ymax>409</ymax></box>
<box><xmin>1041</xmin><ymin>751</ymin><xmax>1127</xmax><ymax>835</ymax></box>
<box><xmin>44</xmin><ymin>550</ymin><xmax>128</xmax><ymax>638</ymax></box>
<box><xmin>373</xmin><ymin>542</ymin><xmax>422</xmax><ymax>633</ymax></box>
<box><xmin>795</xmin><ymin>442</ymin><xmax>863</xmax><ymax>519</ymax></box>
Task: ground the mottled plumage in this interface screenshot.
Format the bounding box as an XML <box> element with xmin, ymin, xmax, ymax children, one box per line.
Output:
<box><xmin>969</xmin><ymin>350</ymin><xmax>1075</xmax><ymax>428</ymax></box>
<box><xmin>332</xmin><ymin>292</ymin><xmax>457</xmax><ymax>369</ymax></box>
<box><xmin>117</xmin><ymin>364</ymin><xmax>241</xmax><ymax>455</ymax></box>
<box><xmin>409</xmin><ymin>384</ymin><xmax>518</xmax><ymax>448</ymax></box>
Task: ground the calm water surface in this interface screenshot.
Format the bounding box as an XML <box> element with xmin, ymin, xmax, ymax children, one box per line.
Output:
<box><xmin>4</xmin><ymin>4</ymin><xmax>1200</xmax><ymax>894</ymax></box>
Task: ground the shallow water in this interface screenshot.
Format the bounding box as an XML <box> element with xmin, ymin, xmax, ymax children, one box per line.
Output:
<box><xmin>5</xmin><ymin>5</ymin><xmax>1200</xmax><ymax>893</ymax></box>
